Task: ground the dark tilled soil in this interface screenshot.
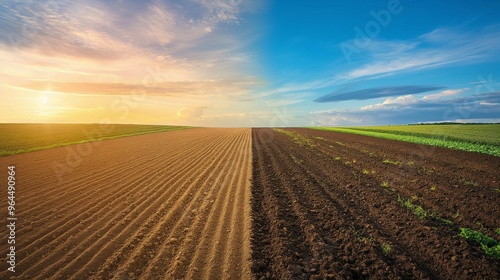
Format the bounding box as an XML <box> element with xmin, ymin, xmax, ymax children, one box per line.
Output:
<box><xmin>251</xmin><ymin>128</ymin><xmax>500</xmax><ymax>280</ymax></box>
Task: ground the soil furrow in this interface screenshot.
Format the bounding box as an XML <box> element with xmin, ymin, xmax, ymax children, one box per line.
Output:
<box><xmin>15</xmin><ymin>128</ymin><xmax>227</xmax><ymax>276</ymax></box>
<box><xmin>18</xmin><ymin>129</ymin><xmax>226</xmax><ymax>213</ymax></box>
<box><xmin>0</xmin><ymin>128</ymin><xmax>252</xmax><ymax>280</ymax></box>
<box><xmin>170</xmin><ymin>129</ymin><xmax>250</xmax><ymax>279</ymax></box>
<box><xmin>44</xmin><ymin>131</ymin><xmax>233</xmax><ymax>280</ymax></box>
<box><xmin>88</xmin><ymin>129</ymin><xmax>245</xmax><ymax>279</ymax></box>
<box><xmin>251</xmin><ymin>128</ymin><xmax>500</xmax><ymax>279</ymax></box>
<box><xmin>270</xmin><ymin>132</ymin><xmax>431</xmax><ymax>278</ymax></box>
<box><xmin>291</xmin><ymin>128</ymin><xmax>500</xmax><ymax>239</ymax></box>
<box><xmin>112</xmin><ymin>129</ymin><xmax>244</xmax><ymax>279</ymax></box>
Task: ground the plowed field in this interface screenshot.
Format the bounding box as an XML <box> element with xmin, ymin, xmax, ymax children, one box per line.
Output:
<box><xmin>1</xmin><ymin>127</ymin><xmax>499</xmax><ymax>279</ymax></box>
<box><xmin>0</xmin><ymin>128</ymin><xmax>252</xmax><ymax>280</ymax></box>
<box><xmin>251</xmin><ymin>128</ymin><xmax>500</xmax><ymax>279</ymax></box>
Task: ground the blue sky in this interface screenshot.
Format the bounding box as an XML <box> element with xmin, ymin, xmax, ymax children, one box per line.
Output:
<box><xmin>1</xmin><ymin>0</ymin><xmax>499</xmax><ymax>126</ymax></box>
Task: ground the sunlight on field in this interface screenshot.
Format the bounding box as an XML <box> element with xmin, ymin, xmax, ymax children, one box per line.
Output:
<box><xmin>0</xmin><ymin>123</ymin><xmax>191</xmax><ymax>156</ymax></box>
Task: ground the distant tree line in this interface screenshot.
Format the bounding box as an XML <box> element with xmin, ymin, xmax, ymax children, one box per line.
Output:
<box><xmin>409</xmin><ymin>122</ymin><xmax>500</xmax><ymax>125</ymax></box>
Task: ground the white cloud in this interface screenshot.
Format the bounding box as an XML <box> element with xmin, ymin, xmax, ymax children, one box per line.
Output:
<box><xmin>309</xmin><ymin>92</ymin><xmax>500</xmax><ymax>126</ymax></box>
<box><xmin>479</xmin><ymin>102</ymin><xmax>500</xmax><ymax>106</ymax></box>
<box><xmin>422</xmin><ymin>88</ymin><xmax>468</xmax><ymax>101</ymax></box>
<box><xmin>383</xmin><ymin>94</ymin><xmax>418</xmax><ymax>105</ymax></box>
<box><xmin>361</xmin><ymin>94</ymin><xmax>418</xmax><ymax>110</ymax></box>
<box><xmin>359</xmin><ymin>89</ymin><xmax>469</xmax><ymax>111</ymax></box>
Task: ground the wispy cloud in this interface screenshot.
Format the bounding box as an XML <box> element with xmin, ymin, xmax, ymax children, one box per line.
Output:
<box><xmin>315</xmin><ymin>85</ymin><xmax>445</xmax><ymax>103</ymax></box>
<box><xmin>338</xmin><ymin>26</ymin><xmax>500</xmax><ymax>81</ymax></box>
<box><xmin>16</xmin><ymin>79</ymin><xmax>260</xmax><ymax>100</ymax></box>
<box><xmin>176</xmin><ymin>106</ymin><xmax>207</xmax><ymax>119</ymax></box>
<box><xmin>265</xmin><ymin>25</ymin><xmax>500</xmax><ymax>100</ymax></box>
<box><xmin>0</xmin><ymin>0</ymin><xmax>265</xmax><ymax>126</ymax></box>
<box><xmin>0</xmin><ymin>0</ymin><xmax>251</xmax><ymax>53</ymax></box>
<box><xmin>0</xmin><ymin>0</ymin><xmax>259</xmax><ymax>88</ymax></box>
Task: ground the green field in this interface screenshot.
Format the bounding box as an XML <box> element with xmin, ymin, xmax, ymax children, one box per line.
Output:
<box><xmin>311</xmin><ymin>124</ymin><xmax>500</xmax><ymax>156</ymax></box>
<box><xmin>0</xmin><ymin>123</ymin><xmax>191</xmax><ymax>157</ymax></box>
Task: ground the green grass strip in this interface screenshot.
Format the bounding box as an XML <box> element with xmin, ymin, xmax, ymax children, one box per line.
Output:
<box><xmin>347</xmin><ymin>124</ymin><xmax>500</xmax><ymax>146</ymax></box>
<box><xmin>310</xmin><ymin>127</ymin><xmax>500</xmax><ymax>157</ymax></box>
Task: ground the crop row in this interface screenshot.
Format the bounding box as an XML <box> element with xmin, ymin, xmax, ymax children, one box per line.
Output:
<box><xmin>312</xmin><ymin>125</ymin><xmax>500</xmax><ymax>156</ymax></box>
<box><xmin>276</xmin><ymin>128</ymin><xmax>500</xmax><ymax>260</ymax></box>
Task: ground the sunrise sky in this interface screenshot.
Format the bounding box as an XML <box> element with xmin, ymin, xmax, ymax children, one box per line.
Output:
<box><xmin>1</xmin><ymin>0</ymin><xmax>499</xmax><ymax>127</ymax></box>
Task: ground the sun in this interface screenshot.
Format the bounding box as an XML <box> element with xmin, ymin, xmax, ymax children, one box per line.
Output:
<box><xmin>37</xmin><ymin>90</ymin><xmax>57</xmax><ymax>117</ymax></box>
<box><xmin>41</xmin><ymin>91</ymin><xmax>51</xmax><ymax>104</ymax></box>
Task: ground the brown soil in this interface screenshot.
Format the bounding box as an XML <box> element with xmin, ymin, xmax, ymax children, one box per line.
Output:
<box><xmin>1</xmin><ymin>126</ymin><xmax>499</xmax><ymax>279</ymax></box>
<box><xmin>251</xmin><ymin>128</ymin><xmax>500</xmax><ymax>279</ymax></box>
<box><xmin>0</xmin><ymin>128</ymin><xmax>252</xmax><ymax>280</ymax></box>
